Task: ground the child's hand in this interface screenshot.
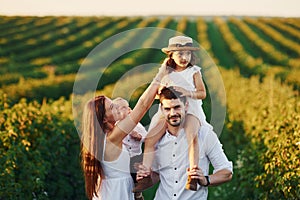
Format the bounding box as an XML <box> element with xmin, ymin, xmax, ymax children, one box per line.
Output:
<box><xmin>136</xmin><ymin>164</ymin><xmax>151</xmax><ymax>181</ymax></box>
<box><xmin>173</xmin><ymin>86</ymin><xmax>190</xmax><ymax>97</ymax></box>
<box><xmin>130</xmin><ymin>130</ymin><xmax>142</xmax><ymax>141</ymax></box>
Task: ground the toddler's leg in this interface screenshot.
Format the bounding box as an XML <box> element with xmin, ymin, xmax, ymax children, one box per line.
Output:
<box><xmin>143</xmin><ymin>119</ymin><xmax>166</xmax><ymax>170</ymax></box>
<box><xmin>130</xmin><ymin>154</ymin><xmax>143</xmax><ymax>183</ymax></box>
<box><xmin>131</xmin><ymin>154</ymin><xmax>144</xmax><ymax>200</ymax></box>
<box><xmin>133</xmin><ymin>119</ymin><xmax>166</xmax><ymax>193</ymax></box>
<box><xmin>184</xmin><ymin>114</ymin><xmax>200</xmax><ymax>191</ymax></box>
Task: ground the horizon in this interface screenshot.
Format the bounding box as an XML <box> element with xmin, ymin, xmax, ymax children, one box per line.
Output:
<box><xmin>0</xmin><ymin>0</ymin><xmax>299</xmax><ymax>18</ymax></box>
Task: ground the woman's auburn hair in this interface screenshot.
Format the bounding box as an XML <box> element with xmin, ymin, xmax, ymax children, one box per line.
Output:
<box><xmin>81</xmin><ymin>96</ymin><xmax>106</xmax><ymax>199</ymax></box>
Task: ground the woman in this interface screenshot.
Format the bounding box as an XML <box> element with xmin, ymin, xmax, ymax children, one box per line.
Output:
<box><xmin>80</xmin><ymin>64</ymin><xmax>166</xmax><ymax>200</ymax></box>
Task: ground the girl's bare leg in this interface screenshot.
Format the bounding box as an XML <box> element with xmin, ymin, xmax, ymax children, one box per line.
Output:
<box><xmin>184</xmin><ymin>114</ymin><xmax>200</xmax><ymax>191</ymax></box>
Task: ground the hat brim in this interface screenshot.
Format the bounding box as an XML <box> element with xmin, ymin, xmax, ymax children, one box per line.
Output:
<box><xmin>162</xmin><ymin>46</ymin><xmax>200</xmax><ymax>54</ymax></box>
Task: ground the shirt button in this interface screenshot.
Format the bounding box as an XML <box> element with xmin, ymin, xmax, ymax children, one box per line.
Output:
<box><xmin>129</xmin><ymin>147</ymin><xmax>131</xmax><ymax>149</ymax></box>
<box><xmin>173</xmin><ymin>154</ymin><xmax>175</xmax><ymax>157</ymax></box>
<box><xmin>175</xmin><ymin>181</ymin><xmax>178</xmax><ymax>183</ymax></box>
<box><xmin>128</xmin><ymin>139</ymin><xmax>130</xmax><ymax>142</ymax></box>
<box><xmin>175</xmin><ymin>142</ymin><xmax>177</xmax><ymax>145</ymax></box>
<box><xmin>174</xmin><ymin>168</ymin><xmax>177</xmax><ymax>170</ymax></box>
<box><xmin>174</xmin><ymin>194</ymin><xmax>176</xmax><ymax>196</ymax></box>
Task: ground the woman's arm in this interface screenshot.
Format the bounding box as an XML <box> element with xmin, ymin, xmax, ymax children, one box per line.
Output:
<box><xmin>108</xmin><ymin>64</ymin><xmax>167</xmax><ymax>145</ymax></box>
<box><xmin>130</xmin><ymin>60</ymin><xmax>168</xmax><ymax>123</ymax></box>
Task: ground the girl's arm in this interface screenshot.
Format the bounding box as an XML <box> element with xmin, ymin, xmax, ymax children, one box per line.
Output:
<box><xmin>173</xmin><ymin>71</ymin><xmax>206</xmax><ymax>100</ymax></box>
<box><xmin>191</xmin><ymin>71</ymin><xmax>206</xmax><ymax>99</ymax></box>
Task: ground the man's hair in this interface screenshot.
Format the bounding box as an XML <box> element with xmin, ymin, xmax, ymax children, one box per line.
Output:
<box><xmin>159</xmin><ymin>86</ymin><xmax>187</xmax><ymax>104</ymax></box>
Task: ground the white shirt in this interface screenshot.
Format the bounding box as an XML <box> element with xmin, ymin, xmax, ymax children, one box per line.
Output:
<box><xmin>152</xmin><ymin>125</ymin><xmax>233</xmax><ymax>200</ymax></box>
<box><xmin>122</xmin><ymin>122</ymin><xmax>147</xmax><ymax>157</ymax></box>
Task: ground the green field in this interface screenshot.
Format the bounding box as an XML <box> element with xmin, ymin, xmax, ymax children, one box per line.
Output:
<box><xmin>0</xmin><ymin>15</ymin><xmax>299</xmax><ymax>199</ymax></box>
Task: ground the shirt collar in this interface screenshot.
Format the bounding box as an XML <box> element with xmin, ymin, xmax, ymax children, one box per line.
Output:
<box><xmin>165</xmin><ymin>128</ymin><xmax>185</xmax><ymax>139</ymax></box>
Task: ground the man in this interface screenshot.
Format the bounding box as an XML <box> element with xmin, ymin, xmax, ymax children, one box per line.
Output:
<box><xmin>137</xmin><ymin>86</ymin><xmax>233</xmax><ymax>200</ymax></box>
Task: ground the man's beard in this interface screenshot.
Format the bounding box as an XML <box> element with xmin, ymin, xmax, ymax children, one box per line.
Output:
<box><xmin>167</xmin><ymin>114</ymin><xmax>182</xmax><ymax>127</ymax></box>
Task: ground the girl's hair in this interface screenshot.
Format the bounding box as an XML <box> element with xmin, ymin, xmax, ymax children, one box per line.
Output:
<box><xmin>81</xmin><ymin>95</ymin><xmax>107</xmax><ymax>199</ymax></box>
<box><xmin>166</xmin><ymin>51</ymin><xmax>196</xmax><ymax>69</ymax></box>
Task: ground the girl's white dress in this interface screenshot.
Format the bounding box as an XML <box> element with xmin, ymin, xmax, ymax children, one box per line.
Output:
<box><xmin>150</xmin><ymin>65</ymin><xmax>212</xmax><ymax>130</ymax></box>
<box><xmin>93</xmin><ymin>135</ymin><xmax>134</xmax><ymax>200</ymax></box>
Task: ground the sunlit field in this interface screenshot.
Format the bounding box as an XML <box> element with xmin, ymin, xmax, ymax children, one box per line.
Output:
<box><xmin>0</xmin><ymin>15</ymin><xmax>299</xmax><ymax>200</ymax></box>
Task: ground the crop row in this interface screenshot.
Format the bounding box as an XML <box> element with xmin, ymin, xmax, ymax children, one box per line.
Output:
<box><xmin>1</xmin><ymin>16</ymin><xmax>298</xmax><ymax>69</ymax></box>
<box><xmin>260</xmin><ymin>18</ymin><xmax>300</xmax><ymax>43</ymax></box>
<box><xmin>214</xmin><ymin>17</ymin><xmax>265</xmax><ymax>74</ymax></box>
<box><xmin>229</xmin><ymin>17</ymin><xmax>300</xmax><ymax>68</ymax></box>
<box><xmin>1</xmin><ymin>18</ymin><xmax>298</xmax><ymax>67</ymax></box>
<box><xmin>196</xmin><ymin>18</ymin><xmax>219</xmax><ymax>64</ymax></box>
<box><xmin>0</xmin><ymin>16</ymin><xmax>300</xmax><ymax>101</ymax></box>
<box><xmin>244</xmin><ymin>17</ymin><xmax>300</xmax><ymax>57</ymax></box>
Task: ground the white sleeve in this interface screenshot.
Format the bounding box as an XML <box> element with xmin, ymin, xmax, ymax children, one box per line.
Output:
<box><xmin>204</xmin><ymin>128</ymin><xmax>233</xmax><ymax>174</ymax></box>
<box><xmin>133</xmin><ymin>123</ymin><xmax>148</xmax><ymax>139</ymax></box>
<box><xmin>192</xmin><ymin>65</ymin><xmax>202</xmax><ymax>75</ymax></box>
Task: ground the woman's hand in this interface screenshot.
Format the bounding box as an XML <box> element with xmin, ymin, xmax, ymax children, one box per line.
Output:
<box><xmin>158</xmin><ymin>59</ymin><xmax>169</xmax><ymax>76</ymax></box>
<box><xmin>155</xmin><ymin>58</ymin><xmax>173</xmax><ymax>82</ymax></box>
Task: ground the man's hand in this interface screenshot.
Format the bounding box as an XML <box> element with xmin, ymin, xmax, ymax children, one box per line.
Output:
<box><xmin>187</xmin><ymin>165</ymin><xmax>208</xmax><ymax>186</ymax></box>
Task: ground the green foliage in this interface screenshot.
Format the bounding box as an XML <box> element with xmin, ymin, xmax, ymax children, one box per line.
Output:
<box><xmin>2</xmin><ymin>74</ymin><xmax>75</xmax><ymax>103</ymax></box>
<box><xmin>0</xmin><ymin>73</ymin><xmax>21</xmax><ymax>87</ymax></box>
<box><xmin>0</xmin><ymin>93</ymin><xmax>85</xmax><ymax>199</ymax></box>
<box><xmin>221</xmin><ymin>69</ymin><xmax>300</xmax><ymax>199</ymax></box>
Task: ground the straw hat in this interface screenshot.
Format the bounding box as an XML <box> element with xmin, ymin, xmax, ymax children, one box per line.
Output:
<box><xmin>162</xmin><ymin>36</ymin><xmax>200</xmax><ymax>54</ymax></box>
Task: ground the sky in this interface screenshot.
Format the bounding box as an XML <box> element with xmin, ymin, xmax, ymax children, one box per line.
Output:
<box><xmin>0</xmin><ymin>0</ymin><xmax>299</xmax><ymax>17</ymax></box>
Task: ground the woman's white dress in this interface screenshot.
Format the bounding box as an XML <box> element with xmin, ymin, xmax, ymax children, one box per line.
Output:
<box><xmin>93</xmin><ymin>135</ymin><xmax>134</xmax><ymax>200</ymax></box>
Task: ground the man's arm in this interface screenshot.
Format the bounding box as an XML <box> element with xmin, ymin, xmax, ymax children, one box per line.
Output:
<box><xmin>204</xmin><ymin>128</ymin><xmax>233</xmax><ymax>173</ymax></box>
<box><xmin>188</xmin><ymin>167</ymin><xmax>232</xmax><ymax>187</ymax></box>
<box><xmin>190</xmin><ymin>127</ymin><xmax>233</xmax><ymax>187</ymax></box>
<box><xmin>207</xmin><ymin>169</ymin><xmax>232</xmax><ymax>186</ymax></box>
